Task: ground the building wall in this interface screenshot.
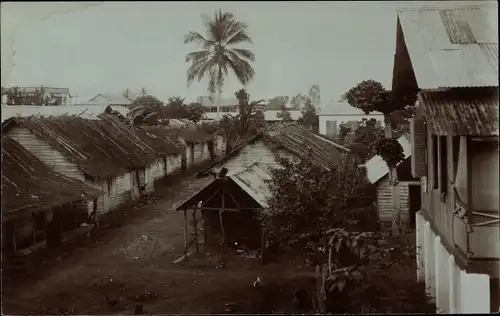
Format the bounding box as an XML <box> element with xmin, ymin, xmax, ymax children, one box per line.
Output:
<box><xmin>109</xmin><ymin>172</ymin><xmax>132</xmax><ymax>210</ymax></box>
<box><xmin>145</xmin><ymin>158</ymin><xmax>166</xmax><ymax>193</ymax></box>
<box><xmin>5</xmin><ymin>126</ymin><xmax>85</xmax><ymax>181</ymax></box>
<box><xmin>318</xmin><ymin>114</ymin><xmax>385</xmax><ymax>138</ymax></box>
<box><xmin>202</xmin><ymin>142</ymin><xmax>211</xmax><ymax>161</ymax></box>
<box><xmin>194</xmin><ymin>143</ymin><xmax>203</xmax><ymax>165</ymax></box>
<box><xmin>416</xmin><ymin>212</ymin><xmax>497</xmax><ymax>314</ymax></box>
<box><xmin>215</xmin><ymin>135</ymin><xmax>226</xmax><ymax>157</ymax></box>
<box><xmin>376</xmin><ymin>177</ymin><xmax>410</xmax><ymax>226</ymax></box>
<box><xmin>167</xmin><ymin>154</ymin><xmax>182</xmax><ymax>175</ymax></box>
<box><xmin>219</xmin><ymin>140</ymin><xmax>281</xmax><ymax>172</ymax></box>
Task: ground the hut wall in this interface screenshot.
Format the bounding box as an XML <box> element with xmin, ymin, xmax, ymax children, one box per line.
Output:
<box><xmin>220</xmin><ymin>140</ymin><xmax>281</xmax><ymax>171</ymax></box>
<box><xmin>145</xmin><ymin>157</ymin><xmax>165</xmax><ymax>193</ymax></box>
<box><xmin>376</xmin><ymin>175</ymin><xmax>410</xmax><ymax>227</ymax></box>
<box><xmin>215</xmin><ymin>135</ymin><xmax>226</xmax><ymax>157</ymax></box>
<box><xmin>5</xmin><ymin>126</ymin><xmax>84</xmax><ymax>181</ymax></box>
<box><xmin>194</xmin><ymin>143</ymin><xmax>204</xmax><ymax>165</ymax></box>
<box><xmin>167</xmin><ymin>154</ymin><xmax>182</xmax><ymax>175</ymax></box>
<box><xmin>109</xmin><ymin>172</ymin><xmax>132</xmax><ymax>210</ymax></box>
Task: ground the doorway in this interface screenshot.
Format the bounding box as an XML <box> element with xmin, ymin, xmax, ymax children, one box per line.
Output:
<box><xmin>408</xmin><ymin>184</ymin><xmax>421</xmax><ymax>229</ymax></box>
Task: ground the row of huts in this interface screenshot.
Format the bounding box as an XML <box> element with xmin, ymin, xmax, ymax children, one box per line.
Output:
<box><xmin>1</xmin><ymin>114</ymin><xmax>223</xmax><ymax>261</ymax></box>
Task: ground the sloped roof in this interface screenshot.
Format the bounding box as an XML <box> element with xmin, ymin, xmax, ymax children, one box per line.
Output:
<box><xmin>318</xmin><ymin>100</ymin><xmax>385</xmax><ymax>116</ymax></box>
<box><xmin>2</xmin><ymin>116</ymin><xmax>157</xmax><ymax>178</ymax></box>
<box><xmin>397</xmin><ymin>5</ymin><xmax>498</xmax><ymax>89</ymax></box>
<box><xmin>175</xmin><ymin>162</ymin><xmax>272</xmax><ymax>211</ymax></box>
<box><xmin>166</xmin><ymin>127</ymin><xmax>213</xmax><ymax>143</ymax></box>
<box><xmin>89</xmin><ymin>93</ymin><xmax>131</xmax><ymax>105</ymax></box>
<box><xmin>134</xmin><ymin>126</ymin><xmax>184</xmax><ymax>155</ymax></box>
<box><xmin>364</xmin><ymin>134</ymin><xmax>412</xmax><ymax>184</ymax></box>
<box><xmin>199</xmin><ymin>121</ymin><xmax>353</xmax><ymax>176</ymax></box>
<box><xmin>420</xmin><ymin>88</ymin><xmax>499</xmax><ymax>136</ymax></box>
<box><xmin>1</xmin><ymin>104</ymin><xmax>129</xmax><ymax>123</ymax></box>
<box><xmin>2</xmin><ymin>136</ymin><xmax>102</xmax><ymax>220</ymax></box>
<box><xmin>227</xmin><ymin>163</ymin><xmax>273</xmax><ymax>208</ymax></box>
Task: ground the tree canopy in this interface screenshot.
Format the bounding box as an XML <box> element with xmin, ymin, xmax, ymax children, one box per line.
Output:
<box><xmin>184</xmin><ymin>9</ymin><xmax>255</xmax><ymax>95</ymax></box>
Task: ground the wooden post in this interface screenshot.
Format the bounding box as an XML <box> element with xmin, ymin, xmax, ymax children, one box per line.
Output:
<box><xmin>12</xmin><ymin>221</ymin><xmax>17</xmax><ymax>253</ymax></box>
<box><xmin>260</xmin><ymin>229</ymin><xmax>266</xmax><ymax>265</ymax></box>
<box><xmin>219</xmin><ymin>186</ymin><xmax>226</xmax><ymax>265</ymax></box>
<box><xmin>32</xmin><ymin>213</ymin><xmax>37</xmax><ymax>245</ymax></box>
<box><xmin>193</xmin><ymin>209</ymin><xmax>199</xmax><ymax>253</ymax></box>
<box><xmin>183</xmin><ymin>208</ymin><xmax>189</xmax><ymax>261</ymax></box>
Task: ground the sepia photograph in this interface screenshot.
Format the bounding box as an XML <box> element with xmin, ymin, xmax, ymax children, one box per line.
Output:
<box><xmin>1</xmin><ymin>1</ymin><xmax>498</xmax><ymax>314</ymax></box>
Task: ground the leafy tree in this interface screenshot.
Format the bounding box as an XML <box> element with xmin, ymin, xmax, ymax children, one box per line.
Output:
<box><xmin>337</xmin><ymin>122</ymin><xmax>352</xmax><ymax>144</ymax></box>
<box><xmin>184</xmin><ymin>9</ymin><xmax>255</xmax><ymax>120</ymax></box>
<box><xmin>308</xmin><ymin>84</ymin><xmax>321</xmax><ymax>110</ymax></box>
<box><xmin>122</xmin><ymin>88</ymin><xmax>133</xmax><ymax>101</ymax></box>
<box><xmin>259</xmin><ymin>157</ymin><xmax>418</xmax><ymax>313</ymax></box>
<box><xmin>127</xmin><ymin>95</ymin><xmax>164</xmax><ymax>125</ymax></box>
<box><xmin>298</xmin><ymin>99</ymin><xmax>319</xmax><ymax>131</ymax></box>
<box><xmin>138</xmin><ymin>87</ymin><xmax>149</xmax><ymax>97</ymax></box>
<box><xmin>342</xmin><ymin>79</ymin><xmax>418</xmax><ymax>235</ymax></box>
<box><xmin>343</xmin><ymin>118</ymin><xmax>385</xmax><ymax>162</ymax></box>
<box><xmin>267</xmin><ymin>96</ymin><xmax>289</xmax><ymax>110</ymax></box>
<box><xmin>219</xmin><ymin>88</ymin><xmax>265</xmax><ymax>151</ymax></box>
<box><xmin>276</xmin><ymin>106</ymin><xmax>293</xmax><ymax>121</ymax></box>
<box><xmin>290</xmin><ymin>93</ymin><xmax>307</xmax><ymax>110</ymax></box>
<box><xmin>130</xmin><ymin>95</ymin><xmax>164</xmax><ymax>109</ymax></box>
<box><xmin>183</xmin><ymin>102</ymin><xmax>205</xmax><ymax>123</ymax></box>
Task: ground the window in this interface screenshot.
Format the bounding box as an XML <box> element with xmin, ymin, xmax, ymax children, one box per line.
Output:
<box><xmin>439</xmin><ymin>136</ymin><xmax>448</xmax><ymax>198</ymax></box>
<box><xmin>432</xmin><ymin>135</ymin><xmax>439</xmax><ymax>189</ymax></box>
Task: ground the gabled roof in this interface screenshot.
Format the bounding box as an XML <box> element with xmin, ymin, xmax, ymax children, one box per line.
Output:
<box><xmin>2</xmin><ymin>136</ymin><xmax>102</xmax><ymax>220</ymax></box>
<box><xmin>364</xmin><ymin>134</ymin><xmax>412</xmax><ymax>184</ymax></box>
<box><xmin>175</xmin><ymin>162</ymin><xmax>272</xmax><ymax>211</ymax></box>
<box><xmin>199</xmin><ymin>122</ymin><xmax>353</xmax><ymax>175</ymax></box>
<box><xmin>88</xmin><ymin>93</ymin><xmax>131</xmax><ymax>104</ymax></box>
<box><xmin>134</xmin><ymin>126</ymin><xmax>184</xmax><ymax>156</ymax></box>
<box><xmin>397</xmin><ymin>5</ymin><xmax>498</xmax><ymax>89</ymax></box>
<box><xmin>2</xmin><ymin>116</ymin><xmax>157</xmax><ymax>179</ymax></box>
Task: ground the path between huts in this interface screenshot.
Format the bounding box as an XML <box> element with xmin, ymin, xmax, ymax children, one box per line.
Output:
<box><xmin>3</xmin><ymin>175</ymin><xmax>315</xmax><ymax>315</ymax></box>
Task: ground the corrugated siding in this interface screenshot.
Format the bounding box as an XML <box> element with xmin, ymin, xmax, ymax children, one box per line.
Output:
<box><xmin>377</xmin><ymin>177</ymin><xmax>410</xmax><ymax>225</ymax></box>
<box><xmin>110</xmin><ymin>173</ymin><xmax>131</xmax><ymax>210</ymax></box>
<box><xmin>145</xmin><ymin>158</ymin><xmax>165</xmax><ymax>193</ymax></box>
<box><xmin>411</xmin><ymin>115</ymin><xmax>427</xmax><ymax>177</ymax></box>
<box><xmin>5</xmin><ymin>126</ymin><xmax>84</xmax><ymax>181</ymax></box>
<box><xmin>167</xmin><ymin>154</ymin><xmax>182</xmax><ymax>175</ymax></box>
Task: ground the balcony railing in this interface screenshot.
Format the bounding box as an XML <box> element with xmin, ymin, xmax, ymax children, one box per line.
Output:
<box><xmin>452</xmin><ymin>188</ymin><xmax>500</xmax><ymax>259</ymax></box>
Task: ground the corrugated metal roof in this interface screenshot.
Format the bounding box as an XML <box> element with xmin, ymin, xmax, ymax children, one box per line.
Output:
<box><xmin>228</xmin><ymin>163</ymin><xmax>273</xmax><ymax>208</ymax></box>
<box><xmin>1</xmin><ymin>104</ymin><xmax>129</xmax><ymax>122</ymax></box>
<box><xmin>420</xmin><ymin>89</ymin><xmax>499</xmax><ymax>136</ymax></box>
<box><xmin>365</xmin><ymin>134</ymin><xmax>412</xmax><ymax>184</ymax></box>
<box><xmin>397</xmin><ymin>6</ymin><xmax>498</xmax><ymax>89</ymax></box>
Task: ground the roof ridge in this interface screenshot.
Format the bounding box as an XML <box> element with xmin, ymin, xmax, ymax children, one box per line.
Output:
<box><xmin>397</xmin><ymin>5</ymin><xmax>494</xmax><ymax>13</ymax></box>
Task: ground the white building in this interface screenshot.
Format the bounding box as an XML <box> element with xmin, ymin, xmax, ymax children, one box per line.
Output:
<box><xmin>88</xmin><ymin>93</ymin><xmax>131</xmax><ymax>107</ymax></box>
<box><xmin>395</xmin><ymin>5</ymin><xmax>499</xmax><ymax>313</ymax></box>
<box><xmin>318</xmin><ymin>99</ymin><xmax>385</xmax><ymax>140</ymax></box>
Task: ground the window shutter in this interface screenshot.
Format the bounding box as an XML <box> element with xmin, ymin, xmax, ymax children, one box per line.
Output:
<box><xmin>410</xmin><ymin>116</ymin><xmax>427</xmax><ymax>177</ymax></box>
<box><xmin>326</xmin><ymin>120</ymin><xmax>337</xmax><ymax>137</ymax></box>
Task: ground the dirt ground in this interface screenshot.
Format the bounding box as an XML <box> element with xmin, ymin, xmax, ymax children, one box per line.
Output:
<box><xmin>2</xmin><ymin>175</ymin><xmax>316</xmax><ymax>315</ymax></box>
<box><xmin>2</xmin><ymin>174</ymin><xmax>433</xmax><ymax>315</ymax></box>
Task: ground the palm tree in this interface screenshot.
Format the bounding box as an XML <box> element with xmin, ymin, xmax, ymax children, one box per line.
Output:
<box><xmin>123</xmin><ymin>88</ymin><xmax>133</xmax><ymax>101</ymax></box>
<box><xmin>184</xmin><ymin>9</ymin><xmax>256</xmax><ymax>120</ymax></box>
<box><xmin>138</xmin><ymin>87</ymin><xmax>149</xmax><ymax>97</ymax></box>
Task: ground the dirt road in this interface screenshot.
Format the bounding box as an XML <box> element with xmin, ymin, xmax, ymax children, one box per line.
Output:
<box><xmin>3</xmin><ymin>175</ymin><xmax>311</xmax><ymax>315</ymax></box>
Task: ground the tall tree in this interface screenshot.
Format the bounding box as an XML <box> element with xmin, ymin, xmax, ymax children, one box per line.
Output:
<box><xmin>138</xmin><ymin>87</ymin><xmax>149</xmax><ymax>97</ymax></box>
<box><xmin>342</xmin><ymin>80</ymin><xmax>417</xmax><ymax>235</ymax></box>
<box><xmin>184</xmin><ymin>9</ymin><xmax>256</xmax><ymax>120</ymax></box>
<box><xmin>267</xmin><ymin>96</ymin><xmax>289</xmax><ymax>110</ymax></box>
<box><xmin>298</xmin><ymin>99</ymin><xmax>319</xmax><ymax>131</ymax></box>
<box><xmin>122</xmin><ymin>88</ymin><xmax>133</xmax><ymax>101</ymax></box>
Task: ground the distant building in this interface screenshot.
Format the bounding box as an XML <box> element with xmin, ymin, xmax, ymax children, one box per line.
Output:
<box><xmin>1</xmin><ymin>86</ymin><xmax>72</xmax><ymax>105</ymax></box>
<box><xmin>88</xmin><ymin>93</ymin><xmax>131</xmax><ymax>107</ymax></box>
<box><xmin>318</xmin><ymin>99</ymin><xmax>385</xmax><ymax>140</ymax></box>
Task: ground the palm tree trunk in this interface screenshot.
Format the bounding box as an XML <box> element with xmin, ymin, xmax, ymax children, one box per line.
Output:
<box><xmin>385</xmin><ymin>118</ymin><xmax>400</xmax><ymax>235</ymax></box>
<box><xmin>216</xmin><ymin>84</ymin><xmax>222</xmax><ymax>121</ymax></box>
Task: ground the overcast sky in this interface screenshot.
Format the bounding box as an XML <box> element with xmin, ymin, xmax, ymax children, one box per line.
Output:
<box><xmin>1</xmin><ymin>1</ymin><xmax>489</xmax><ymax>105</ymax></box>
